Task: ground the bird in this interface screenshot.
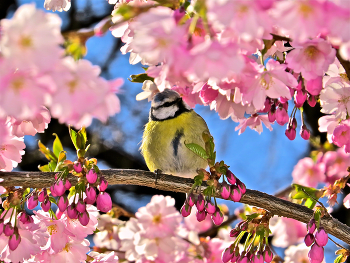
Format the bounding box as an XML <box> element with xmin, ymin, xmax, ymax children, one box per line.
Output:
<box><xmin>141</xmin><ymin>89</ymin><xmax>210</xmax><ymax>178</ymax></box>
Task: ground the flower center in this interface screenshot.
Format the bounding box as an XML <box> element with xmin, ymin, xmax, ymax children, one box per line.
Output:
<box><xmin>47</xmin><ymin>224</ymin><xmax>58</xmax><ymax>235</ymax></box>
<box><xmin>339</xmin><ymin>73</ymin><xmax>349</xmax><ymax>83</ymax></box>
<box><xmin>19</xmin><ymin>35</ymin><xmax>32</xmax><ymax>48</ymax></box>
<box><xmin>157</xmin><ymin>38</ymin><xmax>169</xmax><ymax>48</ymax></box>
<box><xmin>152</xmin><ymin>214</ymin><xmax>162</xmax><ymax>224</ymax></box>
<box><xmin>0</xmin><ymin>146</ymin><xmax>6</xmax><ymax>152</ymax></box>
<box><xmin>304</xmin><ymin>46</ymin><xmax>319</xmax><ymax>59</ymax></box>
<box><xmin>307</xmin><ymin>168</ymin><xmax>314</xmax><ymax>177</ymax></box>
<box><xmin>299</xmin><ymin>3</ymin><xmax>313</xmax><ymax>18</ymax></box>
<box><xmin>63</xmin><ymin>242</ymin><xmax>71</xmax><ymax>252</ymax></box>
<box><xmin>67</xmin><ymin>79</ymin><xmax>78</xmax><ymax>93</ymax></box>
<box><xmin>11</xmin><ymin>78</ymin><xmax>25</xmax><ymax>92</ymax></box>
<box><xmin>338</xmin><ymin>94</ymin><xmax>350</xmax><ymax>105</ymax></box>
<box><xmin>238</xmin><ymin>4</ymin><xmax>249</xmax><ymax>14</ymax></box>
<box><xmin>260</xmin><ymin>74</ymin><xmax>273</xmax><ymax>90</ymax></box>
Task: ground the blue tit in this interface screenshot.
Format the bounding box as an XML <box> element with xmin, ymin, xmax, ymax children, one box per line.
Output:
<box><xmin>141</xmin><ymin>89</ymin><xmax>210</xmax><ymax>178</ymax></box>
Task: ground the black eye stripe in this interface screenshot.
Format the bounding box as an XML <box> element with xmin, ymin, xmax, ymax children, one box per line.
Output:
<box><xmin>152</xmin><ymin>97</ymin><xmax>182</xmax><ymax>110</ymax></box>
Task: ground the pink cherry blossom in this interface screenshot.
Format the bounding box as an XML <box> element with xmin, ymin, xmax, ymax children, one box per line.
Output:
<box><xmin>322</xmin><ymin>148</ymin><xmax>350</xmax><ymax>184</ymax></box>
<box><xmin>89</xmin><ymin>251</ymin><xmax>119</xmax><ymax>262</ymax></box>
<box><xmin>44</xmin><ymin>0</ymin><xmax>71</xmax><ymax>12</ymax></box>
<box><xmin>136</xmin><ymin>195</ymin><xmax>182</xmax><ymax>239</ymax></box>
<box><xmin>118</xmin><ymin>218</ymin><xmax>142</xmax><ymax>262</ymax></box>
<box><xmin>270</xmin><ymin>216</ymin><xmax>307</xmax><ymax>248</ymax></box>
<box><xmin>284</xmin><ymin>243</ymin><xmax>325</xmax><ymax>263</ymax></box>
<box><xmin>306</xmin><ymin>77</ymin><xmax>323</xmax><ymax>96</ymax></box>
<box><xmin>136</xmin><ymin>80</ymin><xmax>159</xmax><ymax>102</ymax></box>
<box><xmin>332</xmin><ymin>120</ymin><xmax>350</xmax><ymax>150</ymax></box>
<box><xmin>286</xmin><ymin>38</ymin><xmax>336</xmax><ymax>80</ymax></box>
<box><xmin>292</xmin><ymin>157</ymin><xmax>326</xmax><ymax>187</ymax></box>
<box><xmin>325</xmin><ymin>1</ymin><xmax>350</xmax><ymax>42</ymax></box>
<box><xmin>9</xmin><ymin>106</ymin><xmax>51</xmax><ymax>137</ymax></box>
<box><xmin>93</xmin><ymin>214</ymin><xmax>122</xmax><ymax>250</ymax></box>
<box><xmin>235</xmin><ymin>114</ymin><xmax>273</xmax><ymax>135</ymax></box>
<box><xmin>318</xmin><ymin>115</ymin><xmax>339</xmax><ymax>143</ymax></box>
<box><xmin>0</xmin><ymin>3</ymin><xmax>63</xmax><ymax>72</ymax></box>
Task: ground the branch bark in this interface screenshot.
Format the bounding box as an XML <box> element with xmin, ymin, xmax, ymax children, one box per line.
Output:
<box><xmin>0</xmin><ymin>169</ymin><xmax>349</xmax><ymax>245</ymax></box>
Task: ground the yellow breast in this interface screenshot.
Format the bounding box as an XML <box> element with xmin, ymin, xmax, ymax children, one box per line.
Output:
<box><xmin>141</xmin><ymin>111</ymin><xmax>209</xmax><ymax>178</ymax></box>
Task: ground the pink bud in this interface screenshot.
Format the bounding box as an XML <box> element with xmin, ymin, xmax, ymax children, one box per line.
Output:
<box><xmin>57</xmin><ymin>195</ymin><xmax>68</xmax><ymax>212</ymax></box>
<box><xmin>237</xmin><ymin>256</ymin><xmax>248</xmax><ymax>263</ymax></box>
<box><xmin>252</xmin><ymin>253</ymin><xmax>264</xmax><ymax>263</ymax></box>
<box><xmin>268</xmin><ymin>110</ymin><xmax>276</xmax><ymax>123</ymax></box>
<box><xmin>300</xmin><ymin>125</ymin><xmax>311</xmax><ymax>140</ymax></box>
<box><xmin>285</xmin><ymin>127</ymin><xmax>296</xmax><ymax>140</ymax></box>
<box><xmin>315</xmin><ymin>227</ymin><xmax>328</xmax><ymax>247</ymax></box>
<box><xmin>41</xmin><ymin>198</ymin><xmax>51</xmax><ymax>212</ymax></box>
<box><xmin>187</xmin><ymin>193</ymin><xmax>196</xmax><ymax>207</ymax></box>
<box><xmin>181</xmin><ymin>203</ymin><xmax>192</xmax><ymax>217</ymax></box>
<box><xmin>27</xmin><ymin>195</ymin><xmax>38</xmax><ymax>210</ymax></box>
<box><xmin>4</xmin><ymin>223</ymin><xmax>14</xmax><ymax>236</ymax></box>
<box><xmin>230</xmin><ymin>185</ymin><xmax>242</xmax><ymax>202</ymax></box>
<box><xmin>78</xmin><ymin>211</ymin><xmax>90</xmax><ymax>226</ymax></box>
<box><xmin>196</xmin><ymin>209</ymin><xmax>207</xmax><ymax>222</ymax></box>
<box><xmin>212</xmin><ymin>208</ymin><xmax>224</xmax><ymax>226</ymax></box>
<box><xmin>231</xmin><ymin>252</ymin><xmax>240</xmax><ymax>263</ymax></box>
<box><xmin>9</xmin><ymin>233</ymin><xmax>21</xmax><ymax>251</ymax></box>
<box><xmin>236</xmin><ymin>179</ymin><xmax>246</xmax><ymax>195</ymax></box>
<box><xmin>291</xmin><ymin>117</ymin><xmax>297</xmax><ymax>129</ymax></box>
<box><xmin>308</xmin><ymin>219</ymin><xmax>316</xmax><ymax>233</ymax></box>
<box><xmin>200</xmin><ymin>84</ymin><xmax>219</xmax><ymax>104</ymax></box>
<box><xmin>50</xmin><ymin>185</ymin><xmax>57</xmax><ymax>197</ymax></box>
<box><xmin>222</xmin><ymin>248</ymin><xmax>234</xmax><ymax>263</ymax></box>
<box><xmin>53</xmin><ymin>180</ymin><xmax>66</xmax><ymax>196</ymax></box>
<box><xmin>294</xmin><ymin>89</ymin><xmax>307</xmax><ymax>107</ymax></box>
<box><xmin>96</xmin><ymin>192</ymin><xmax>112</xmax><ymax>213</ymax></box>
<box><xmin>308</xmin><ymin>95</ymin><xmax>317</xmax><ymax>107</ymax></box>
<box><xmin>263</xmin><ymin>248</ymin><xmax>273</xmax><ymax>263</ymax></box>
<box><xmin>86</xmin><ymin>186</ymin><xmax>97</xmax><ymax>203</ymax></box>
<box><xmin>18</xmin><ymin>212</ymin><xmax>33</xmax><ymax>224</ymax></box>
<box><xmin>205</xmin><ymin>200</ymin><xmax>216</xmax><ymax>214</ymax></box>
<box><xmin>86</xmin><ymin>169</ymin><xmax>98</xmax><ymax>184</ymax></box>
<box><xmin>308</xmin><ymin>243</ymin><xmax>324</xmax><ymax>263</ymax></box>
<box><xmin>196</xmin><ymin>194</ymin><xmax>205</xmax><ymax>211</ymax></box>
<box><xmin>38</xmin><ymin>189</ymin><xmax>47</xmax><ymax>202</ymax></box>
<box><xmin>259</xmin><ymin>98</ymin><xmax>272</xmax><ymax>113</ymax></box>
<box><xmin>306</xmin><ymin>77</ymin><xmax>322</xmax><ymax>96</ymax></box>
<box><xmin>73</xmin><ymin>162</ymin><xmax>83</xmax><ymax>173</ymax></box>
<box><xmin>65</xmin><ymin>180</ymin><xmax>72</xmax><ymax>190</ymax></box>
<box><xmin>98</xmin><ymin>177</ymin><xmax>108</xmax><ymax>191</ymax></box>
<box><xmin>226</xmin><ymin>170</ymin><xmax>236</xmax><ymax>185</ymax></box>
<box><xmin>220</xmin><ymin>182</ymin><xmax>231</xmax><ymax>199</ymax></box>
<box><xmin>276</xmin><ymin>107</ymin><xmax>289</xmax><ymax>126</ymax></box>
<box><xmin>304</xmin><ymin>233</ymin><xmax>315</xmax><ymax>246</ymax></box>
<box><xmin>279</xmin><ymin>96</ymin><xmax>289</xmax><ymax>103</ymax></box>
<box><xmin>230</xmin><ymin>228</ymin><xmax>240</xmax><ymax>237</ymax></box>
<box><xmin>76</xmin><ymin>199</ymin><xmax>86</xmax><ymax>213</ymax></box>
<box><xmin>67</xmin><ymin>204</ymin><xmax>78</xmax><ymax>219</ymax></box>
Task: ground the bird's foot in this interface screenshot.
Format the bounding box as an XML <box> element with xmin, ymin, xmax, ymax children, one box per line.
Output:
<box><xmin>154</xmin><ymin>169</ymin><xmax>162</xmax><ymax>185</ymax></box>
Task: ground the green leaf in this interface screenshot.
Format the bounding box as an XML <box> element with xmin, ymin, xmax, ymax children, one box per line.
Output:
<box><xmin>49</xmin><ymin>196</ymin><xmax>57</xmax><ymax>205</ymax></box>
<box><xmin>58</xmin><ymin>151</ymin><xmax>66</xmax><ymax>163</ymax></box>
<box><xmin>334</xmin><ymin>255</ymin><xmax>344</xmax><ymax>263</ymax></box>
<box><xmin>75</xmin><ymin>128</ymin><xmax>86</xmax><ymax>150</ymax></box>
<box><xmin>80</xmin><ymin>127</ymin><xmax>87</xmax><ymax>145</ymax></box>
<box><xmin>52</xmin><ymin>133</ymin><xmax>63</xmax><ymax>158</ymax></box>
<box><xmin>128</xmin><ymin>73</ymin><xmax>154</xmax><ymax>83</ymax></box>
<box><xmin>38</xmin><ymin>141</ymin><xmax>57</xmax><ymax>162</ymax></box>
<box><xmin>185</xmin><ymin>142</ymin><xmax>209</xmax><ymax>160</ymax></box>
<box><xmin>314</xmin><ymin>209</ymin><xmax>321</xmax><ymax>230</ymax></box>
<box><xmin>69</xmin><ymin>127</ymin><xmax>78</xmax><ymax>150</ymax></box>
<box><xmin>48</xmin><ymin>161</ymin><xmax>57</xmax><ymax>172</ymax></box>
<box><xmin>304</xmin><ymin>198</ymin><xmax>317</xmax><ymax>209</ymax></box>
<box><xmin>22</xmin><ymin>188</ymin><xmax>30</xmax><ymax>198</ymax></box>
<box><xmin>38</xmin><ymin>164</ymin><xmax>51</xmax><ymax>172</ymax></box>
<box><xmin>68</xmin><ymin>186</ymin><xmax>76</xmax><ymax>200</ymax></box>
<box><xmin>246</xmin><ymin>213</ymin><xmax>259</xmax><ymax>221</ymax></box>
<box><xmin>194</xmin><ymin>174</ymin><xmax>203</xmax><ymax>186</ymax></box>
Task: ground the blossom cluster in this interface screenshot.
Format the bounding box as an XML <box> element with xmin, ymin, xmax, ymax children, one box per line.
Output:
<box><xmin>304</xmin><ymin>219</ymin><xmax>328</xmax><ymax>263</ymax></box>
<box><xmin>109</xmin><ymin>0</ymin><xmax>349</xmax><ymax>150</ymax></box>
<box><xmin>0</xmin><ymin>4</ymin><xmax>123</xmax><ymax>172</ymax></box>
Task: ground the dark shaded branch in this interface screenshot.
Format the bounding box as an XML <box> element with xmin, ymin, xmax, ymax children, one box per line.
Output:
<box><xmin>336</xmin><ymin>49</ymin><xmax>350</xmax><ymax>81</ymax></box>
<box><xmin>0</xmin><ymin>169</ymin><xmax>349</xmax><ymax>245</ymax></box>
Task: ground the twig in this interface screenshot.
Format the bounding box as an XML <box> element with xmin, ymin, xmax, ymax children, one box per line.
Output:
<box><xmin>328</xmin><ymin>236</ymin><xmax>349</xmax><ymax>251</ymax></box>
<box><xmin>0</xmin><ymin>169</ymin><xmax>349</xmax><ymax>245</ymax></box>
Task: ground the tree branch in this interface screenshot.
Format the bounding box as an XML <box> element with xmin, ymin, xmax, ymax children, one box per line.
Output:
<box><xmin>0</xmin><ymin>169</ymin><xmax>349</xmax><ymax>245</ymax></box>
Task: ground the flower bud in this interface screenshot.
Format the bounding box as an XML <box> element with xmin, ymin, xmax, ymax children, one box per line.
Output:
<box><xmin>57</xmin><ymin>195</ymin><xmax>68</xmax><ymax>212</ymax></box>
<box><xmin>285</xmin><ymin>127</ymin><xmax>296</xmax><ymax>140</ymax></box>
<box><xmin>50</xmin><ymin>185</ymin><xmax>57</xmax><ymax>197</ymax></box>
<box><xmin>96</xmin><ymin>192</ymin><xmax>112</xmax><ymax>213</ymax></box>
<box><xmin>85</xmin><ymin>186</ymin><xmax>97</xmax><ymax>203</ymax></box>
<box><xmin>76</xmin><ymin>199</ymin><xmax>86</xmax><ymax>213</ymax></box>
<box><xmin>98</xmin><ymin>177</ymin><xmax>108</xmax><ymax>191</ymax></box>
<box><xmin>196</xmin><ymin>194</ymin><xmax>205</xmax><ymax>211</ymax></box>
<box><xmin>252</xmin><ymin>253</ymin><xmax>264</xmax><ymax>263</ymax></box>
<box><xmin>222</xmin><ymin>248</ymin><xmax>234</xmax><ymax>263</ymax></box>
<box><xmin>236</xmin><ymin>179</ymin><xmax>246</xmax><ymax>195</ymax></box>
<box><xmin>41</xmin><ymin>197</ymin><xmax>51</xmax><ymax>212</ymax></box>
<box><xmin>230</xmin><ymin>228</ymin><xmax>240</xmax><ymax>237</ymax></box>
<box><xmin>78</xmin><ymin>211</ymin><xmax>90</xmax><ymax>226</ymax></box>
<box><xmin>67</xmin><ymin>204</ymin><xmax>78</xmax><ymax>219</ymax></box>
<box><xmin>196</xmin><ymin>209</ymin><xmax>207</xmax><ymax>222</ymax></box>
<box><xmin>308</xmin><ymin>95</ymin><xmax>317</xmax><ymax>107</ymax></box>
<box><xmin>308</xmin><ymin>243</ymin><xmax>324</xmax><ymax>263</ymax></box>
<box><xmin>304</xmin><ymin>233</ymin><xmax>315</xmax><ymax>246</ymax></box>
<box><xmin>220</xmin><ymin>182</ymin><xmax>231</xmax><ymax>199</ymax></box>
<box><xmin>187</xmin><ymin>193</ymin><xmax>196</xmax><ymax>207</ymax></box>
<box><xmin>276</xmin><ymin>107</ymin><xmax>289</xmax><ymax>126</ymax></box>
<box><xmin>315</xmin><ymin>227</ymin><xmax>328</xmax><ymax>247</ymax></box>
<box><xmin>308</xmin><ymin>219</ymin><xmax>316</xmax><ymax>233</ymax></box>
<box><xmin>65</xmin><ymin>180</ymin><xmax>72</xmax><ymax>190</ymax></box>
<box><xmin>268</xmin><ymin>109</ymin><xmax>276</xmax><ymax>123</ymax></box>
<box><xmin>38</xmin><ymin>189</ymin><xmax>47</xmax><ymax>202</ymax></box>
<box><xmin>226</xmin><ymin>170</ymin><xmax>236</xmax><ymax>185</ymax></box>
<box><xmin>212</xmin><ymin>208</ymin><xmax>224</xmax><ymax>226</ymax></box>
<box><xmin>230</xmin><ymin>185</ymin><xmax>242</xmax><ymax>202</ymax></box>
<box><xmin>27</xmin><ymin>195</ymin><xmax>38</xmax><ymax>210</ymax></box>
<box><xmin>294</xmin><ymin>89</ymin><xmax>307</xmax><ymax>107</ymax></box>
<box><xmin>300</xmin><ymin>125</ymin><xmax>311</xmax><ymax>140</ymax></box>
<box><xmin>205</xmin><ymin>200</ymin><xmax>216</xmax><ymax>214</ymax></box>
<box><xmin>9</xmin><ymin>233</ymin><xmax>21</xmax><ymax>251</ymax></box>
<box><xmin>18</xmin><ymin>212</ymin><xmax>33</xmax><ymax>224</ymax></box>
<box><xmin>181</xmin><ymin>203</ymin><xmax>192</xmax><ymax>217</ymax></box>
<box><xmin>263</xmin><ymin>248</ymin><xmax>273</xmax><ymax>263</ymax></box>
<box><xmin>4</xmin><ymin>223</ymin><xmax>14</xmax><ymax>236</ymax></box>
<box><xmin>306</xmin><ymin>77</ymin><xmax>322</xmax><ymax>96</ymax></box>
<box><xmin>73</xmin><ymin>162</ymin><xmax>83</xmax><ymax>173</ymax></box>
<box><xmin>237</xmin><ymin>256</ymin><xmax>248</xmax><ymax>263</ymax></box>
<box><xmin>86</xmin><ymin>169</ymin><xmax>98</xmax><ymax>184</ymax></box>
<box><xmin>53</xmin><ymin>180</ymin><xmax>65</xmax><ymax>196</ymax></box>
<box><xmin>291</xmin><ymin>117</ymin><xmax>297</xmax><ymax>129</ymax></box>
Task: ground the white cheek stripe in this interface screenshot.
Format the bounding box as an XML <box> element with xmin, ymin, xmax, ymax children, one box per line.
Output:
<box><xmin>153</xmin><ymin>105</ymin><xmax>178</xmax><ymax>120</ymax></box>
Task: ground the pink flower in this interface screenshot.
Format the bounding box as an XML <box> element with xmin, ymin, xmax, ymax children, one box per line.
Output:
<box><xmin>308</xmin><ymin>243</ymin><xmax>324</xmax><ymax>263</ymax></box>
<box><xmin>270</xmin><ymin>216</ymin><xmax>307</xmax><ymax>248</ymax></box>
<box><xmin>284</xmin><ymin>243</ymin><xmax>322</xmax><ymax>263</ymax></box>
<box><xmin>9</xmin><ymin>106</ymin><xmax>51</xmax><ymax>137</ymax></box>
<box><xmin>136</xmin><ymin>195</ymin><xmax>182</xmax><ymax>239</ymax></box>
<box><xmin>93</xmin><ymin>214</ymin><xmax>122</xmax><ymax>250</ymax></box>
<box><xmin>332</xmin><ymin>120</ymin><xmax>350</xmax><ymax>148</ymax></box>
<box><xmin>292</xmin><ymin>157</ymin><xmax>326</xmax><ymax>187</ymax></box>
<box><xmin>118</xmin><ymin>218</ymin><xmax>142</xmax><ymax>262</ymax></box>
<box><xmin>136</xmin><ymin>80</ymin><xmax>159</xmax><ymax>102</ymax></box>
<box><xmin>325</xmin><ymin>1</ymin><xmax>350</xmax><ymax>42</ymax></box>
<box><xmin>86</xmin><ymin>169</ymin><xmax>98</xmax><ymax>184</ymax></box>
<box><xmin>318</xmin><ymin>115</ymin><xmax>339</xmax><ymax>143</ymax></box>
<box><xmin>199</xmin><ymin>84</ymin><xmax>219</xmax><ymax>105</ymax></box>
<box><xmin>0</xmin><ymin>3</ymin><xmax>63</xmax><ymax>72</ymax></box>
<box><xmin>44</xmin><ymin>0</ymin><xmax>71</xmax><ymax>12</ymax></box>
<box><xmin>235</xmin><ymin>114</ymin><xmax>273</xmax><ymax>135</ymax></box>
<box><xmin>89</xmin><ymin>251</ymin><xmax>119</xmax><ymax>262</ymax></box>
<box><xmin>305</xmin><ymin>77</ymin><xmax>323</xmax><ymax>96</ymax></box>
<box><xmin>322</xmin><ymin>148</ymin><xmax>350</xmax><ymax>184</ymax></box>
<box><xmin>315</xmin><ymin>227</ymin><xmax>328</xmax><ymax>247</ymax></box>
<box><xmin>286</xmin><ymin>38</ymin><xmax>336</xmax><ymax>80</ymax></box>
<box><xmin>96</xmin><ymin>192</ymin><xmax>113</xmax><ymax>213</ymax></box>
